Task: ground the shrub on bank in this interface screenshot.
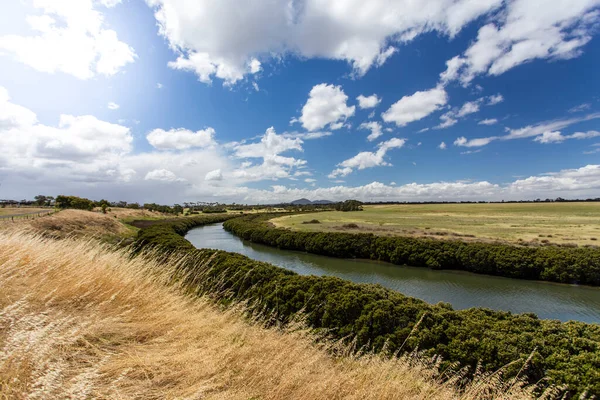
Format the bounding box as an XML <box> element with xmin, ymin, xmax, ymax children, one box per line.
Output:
<box><xmin>133</xmin><ymin>215</ymin><xmax>600</xmax><ymax>397</ymax></box>
<box><xmin>223</xmin><ymin>214</ymin><xmax>600</xmax><ymax>286</ymax></box>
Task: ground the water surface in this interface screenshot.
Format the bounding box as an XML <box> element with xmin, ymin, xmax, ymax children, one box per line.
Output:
<box><xmin>186</xmin><ymin>223</ymin><xmax>600</xmax><ymax>323</ymax></box>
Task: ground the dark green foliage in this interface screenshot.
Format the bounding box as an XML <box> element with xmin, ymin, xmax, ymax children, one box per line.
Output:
<box><xmin>335</xmin><ymin>199</ymin><xmax>363</xmax><ymax>211</ymax></box>
<box><xmin>133</xmin><ymin>215</ymin><xmax>600</xmax><ymax>397</ymax></box>
<box><xmin>203</xmin><ymin>208</ymin><xmax>227</xmax><ymax>214</ymax></box>
<box><xmin>302</xmin><ymin>219</ymin><xmax>321</xmax><ymax>224</ymax></box>
<box><xmin>223</xmin><ymin>214</ymin><xmax>600</xmax><ymax>286</ymax></box>
<box><xmin>55</xmin><ymin>195</ymin><xmax>94</xmax><ymax>211</ymax></box>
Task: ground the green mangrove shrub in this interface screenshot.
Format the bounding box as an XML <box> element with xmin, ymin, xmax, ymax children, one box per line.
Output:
<box><xmin>223</xmin><ymin>214</ymin><xmax>600</xmax><ymax>286</ymax></box>
<box><xmin>132</xmin><ymin>215</ymin><xmax>600</xmax><ymax>397</ymax></box>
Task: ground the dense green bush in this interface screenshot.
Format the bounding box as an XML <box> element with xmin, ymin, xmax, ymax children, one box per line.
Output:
<box><xmin>223</xmin><ymin>214</ymin><xmax>600</xmax><ymax>286</ymax></box>
<box><xmin>55</xmin><ymin>195</ymin><xmax>94</xmax><ymax>211</ymax></box>
<box><xmin>334</xmin><ymin>199</ymin><xmax>363</xmax><ymax>211</ymax></box>
<box><xmin>133</xmin><ymin>215</ymin><xmax>600</xmax><ymax>397</ymax></box>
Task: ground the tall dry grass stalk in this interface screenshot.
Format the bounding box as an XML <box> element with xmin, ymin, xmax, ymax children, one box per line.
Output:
<box><xmin>0</xmin><ymin>230</ymin><xmax>545</xmax><ymax>399</ymax></box>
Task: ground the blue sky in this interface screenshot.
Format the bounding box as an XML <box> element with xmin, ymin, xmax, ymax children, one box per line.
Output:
<box><xmin>0</xmin><ymin>0</ymin><xmax>599</xmax><ymax>204</ymax></box>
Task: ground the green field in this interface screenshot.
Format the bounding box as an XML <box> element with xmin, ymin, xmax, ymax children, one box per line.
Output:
<box><xmin>271</xmin><ymin>202</ymin><xmax>600</xmax><ymax>246</ymax></box>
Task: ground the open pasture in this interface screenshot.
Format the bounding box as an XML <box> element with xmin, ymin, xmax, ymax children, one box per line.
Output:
<box><xmin>271</xmin><ymin>202</ymin><xmax>600</xmax><ymax>246</ymax></box>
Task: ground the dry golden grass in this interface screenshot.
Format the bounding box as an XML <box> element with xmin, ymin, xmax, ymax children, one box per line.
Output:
<box><xmin>0</xmin><ymin>207</ymin><xmax>49</xmax><ymax>216</ymax></box>
<box><xmin>17</xmin><ymin>209</ymin><xmax>132</xmax><ymax>239</ymax></box>
<box><xmin>0</xmin><ymin>231</ymin><xmax>543</xmax><ymax>399</ymax></box>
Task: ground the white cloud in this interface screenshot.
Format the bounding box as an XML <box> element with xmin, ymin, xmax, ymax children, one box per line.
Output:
<box><xmin>382</xmin><ymin>87</ymin><xmax>447</xmax><ymax>127</ymax></box>
<box><xmin>505</xmin><ymin>113</ymin><xmax>600</xmax><ymax>140</ymax></box>
<box><xmin>205</xmin><ymin>169</ymin><xmax>223</xmax><ymax>181</ymax></box>
<box><xmin>231</xmin><ymin>127</ymin><xmax>307</xmax><ymax>182</ymax></box>
<box><xmin>147</xmin><ymin>0</ymin><xmax>504</xmax><ymax>84</ymax></box>
<box><xmin>283</xmin><ymin>131</ymin><xmax>332</xmax><ymax>140</ymax></box>
<box><xmin>156</xmin><ymin>82</ymin><xmax>164</xmax><ymax>89</ymax></box>
<box><xmin>454</xmin><ymin>112</ymin><xmax>600</xmax><ymax>148</ymax></box>
<box><xmin>0</xmin><ymin>0</ymin><xmax>136</xmax><ymax>79</ymax></box>
<box><xmin>297</xmin><ymin>84</ymin><xmax>355</xmax><ymax>131</ymax></box>
<box><xmin>456</xmin><ymin>100</ymin><xmax>480</xmax><ymax>117</ymax></box>
<box><xmin>435</xmin><ymin>94</ymin><xmax>503</xmax><ymax>129</ymax></box>
<box><xmin>329</xmin><ymin>137</ymin><xmax>405</xmax><ymax>178</ymax></box>
<box><xmin>0</xmin><ymin>87</ymin><xmax>38</xmax><ymax>129</ymax></box>
<box><xmin>534</xmin><ymin>130</ymin><xmax>600</xmax><ymax>144</ymax></box>
<box><xmin>147</xmin><ymin>127</ymin><xmax>216</xmax><ymax>150</ymax></box>
<box><xmin>569</xmin><ymin>103</ymin><xmax>591</xmax><ymax>113</ymax></box>
<box><xmin>98</xmin><ymin>0</ymin><xmax>123</xmax><ymax>7</ymax></box>
<box><xmin>436</xmin><ymin>112</ymin><xmax>458</xmax><ymax>129</ymax></box>
<box><xmin>479</xmin><ymin>118</ymin><xmax>498</xmax><ymax>125</ymax></box>
<box><xmin>440</xmin><ymin>0</ymin><xmax>600</xmax><ymax>85</ymax></box>
<box><xmin>357</xmin><ymin>94</ymin><xmax>381</xmax><ymax>109</ymax></box>
<box><xmin>249</xmin><ymin>58</ymin><xmax>262</xmax><ymax>74</ymax></box>
<box><xmin>487</xmin><ymin>94</ymin><xmax>504</xmax><ymax>105</ymax></box>
<box><xmin>304</xmin><ymin>178</ymin><xmax>316</xmax><ymax>183</ymax></box>
<box><xmin>359</xmin><ymin>121</ymin><xmax>384</xmax><ymax>141</ymax></box>
<box><xmin>107</xmin><ymin>102</ymin><xmax>120</xmax><ymax>110</ymax></box>
<box><xmin>144</xmin><ymin>169</ymin><xmax>184</xmax><ymax>182</ymax></box>
<box><xmin>454</xmin><ymin>136</ymin><xmax>497</xmax><ymax>147</ymax></box>
<box><xmin>439</xmin><ymin>141</ymin><xmax>447</xmax><ymax>150</ymax></box>
<box><xmin>242</xmin><ymin>165</ymin><xmax>600</xmax><ymax>204</ymax></box>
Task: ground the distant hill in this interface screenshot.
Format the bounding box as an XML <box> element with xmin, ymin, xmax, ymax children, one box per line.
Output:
<box><xmin>312</xmin><ymin>200</ymin><xmax>334</xmax><ymax>205</ymax></box>
<box><xmin>290</xmin><ymin>199</ymin><xmax>334</xmax><ymax>205</ymax></box>
<box><xmin>290</xmin><ymin>198</ymin><xmax>313</xmax><ymax>205</ymax></box>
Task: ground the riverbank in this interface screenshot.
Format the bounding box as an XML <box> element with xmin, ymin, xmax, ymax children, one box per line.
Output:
<box><xmin>4</xmin><ymin>229</ymin><xmax>521</xmax><ymax>400</ymax></box>
<box><xmin>134</xmin><ymin>215</ymin><xmax>600</xmax><ymax>397</ymax></box>
<box><xmin>224</xmin><ymin>214</ymin><xmax>600</xmax><ymax>286</ymax></box>
<box><xmin>186</xmin><ymin>223</ymin><xmax>600</xmax><ymax>323</ymax></box>
<box><xmin>272</xmin><ymin>203</ymin><xmax>600</xmax><ymax>247</ymax></box>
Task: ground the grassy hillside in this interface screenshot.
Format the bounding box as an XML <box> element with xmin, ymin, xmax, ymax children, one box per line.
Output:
<box><xmin>272</xmin><ymin>203</ymin><xmax>600</xmax><ymax>246</ymax></box>
<box><xmin>0</xmin><ymin>229</ymin><xmax>537</xmax><ymax>399</ymax></box>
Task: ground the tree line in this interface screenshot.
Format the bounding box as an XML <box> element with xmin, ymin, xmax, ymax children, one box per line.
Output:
<box><xmin>132</xmin><ymin>215</ymin><xmax>600</xmax><ymax>397</ymax></box>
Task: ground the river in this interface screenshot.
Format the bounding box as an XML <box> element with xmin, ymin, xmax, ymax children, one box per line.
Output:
<box><xmin>186</xmin><ymin>223</ymin><xmax>600</xmax><ymax>323</ymax></box>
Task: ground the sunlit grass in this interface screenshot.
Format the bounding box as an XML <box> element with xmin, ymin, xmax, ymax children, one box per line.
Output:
<box><xmin>0</xmin><ymin>230</ymin><xmax>542</xmax><ymax>399</ymax></box>
<box><xmin>273</xmin><ymin>202</ymin><xmax>600</xmax><ymax>246</ymax></box>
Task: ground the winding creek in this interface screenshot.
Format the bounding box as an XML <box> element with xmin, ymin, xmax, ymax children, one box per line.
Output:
<box><xmin>186</xmin><ymin>223</ymin><xmax>600</xmax><ymax>323</ymax></box>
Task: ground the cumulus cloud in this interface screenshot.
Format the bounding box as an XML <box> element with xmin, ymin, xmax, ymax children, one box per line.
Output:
<box><xmin>147</xmin><ymin>127</ymin><xmax>216</xmax><ymax>150</ymax></box>
<box><xmin>294</xmin><ymin>84</ymin><xmax>355</xmax><ymax>131</ymax></box>
<box><xmin>231</xmin><ymin>127</ymin><xmax>307</xmax><ymax>182</ymax></box>
<box><xmin>144</xmin><ymin>169</ymin><xmax>184</xmax><ymax>182</ymax></box>
<box><xmin>382</xmin><ymin>87</ymin><xmax>447</xmax><ymax>127</ymax></box>
<box><xmin>440</xmin><ymin>0</ymin><xmax>600</xmax><ymax>85</ymax></box>
<box><xmin>357</xmin><ymin>94</ymin><xmax>381</xmax><ymax>109</ymax></box>
<box><xmin>329</xmin><ymin>138</ymin><xmax>405</xmax><ymax>178</ymax></box>
<box><xmin>0</xmin><ymin>0</ymin><xmax>135</xmax><ymax>79</ymax></box>
<box><xmin>479</xmin><ymin>118</ymin><xmax>498</xmax><ymax>125</ymax></box>
<box><xmin>0</xmin><ymin>86</ymin><xmax>231</xmax><ymax>203</ymax></box>
<box><xmin>205</xmin><ymin>169</ymin><xmax>223</xmax><ymax>181</ymax></box>
<box><xmin>436</xmin><ymin>112</ymin><xmax>458</xmax><ymax>129</ymax></box>
<box><xmin>487</xmin><ymin>94</ymin><xmax>504</xmax><ymax>105</ymax></box>
<box><xmin>456</xmin><ymin>100</ymin><xmax>480</xmax><ymax>117</ymax></box>
<box><xmin>439</xmin><ymin>141</ymin><xmax>447</xmax><ymax>149</ymax></box>
<box><xmin>108</xmin><ymin>102</ymin><xmax>120</xmax><ymax>110</ymax></box>
<box><xmin>146</xmin><ymin>0</ymin><xmax>504</xmax><ymax>84</ymax></box>
<box><xmin>359</xmin><ymin>121</ymin><xmax>384</xmax><ymax>141</ymax></box>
